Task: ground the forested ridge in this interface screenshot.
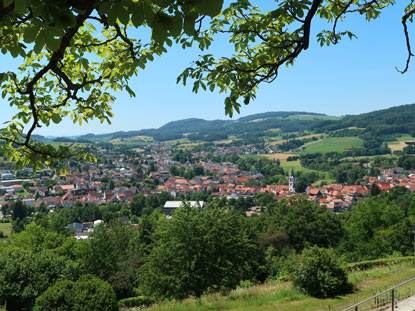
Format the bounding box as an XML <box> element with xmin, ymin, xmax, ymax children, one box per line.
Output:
<box><xmin>68</xmin><ymin>104</ymin><xmax>415</xmax><ymax>143</ymax></box>
<box><xmin>312</xmin><ymin>104</ymin><xmax>415</xmax><ymax>137</ymax></box>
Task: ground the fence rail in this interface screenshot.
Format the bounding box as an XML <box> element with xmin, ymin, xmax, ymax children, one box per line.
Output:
<box><xmin>328</xmin><ymin>277</ymin><xmax>415</xmax><ymax>311</ymax></box>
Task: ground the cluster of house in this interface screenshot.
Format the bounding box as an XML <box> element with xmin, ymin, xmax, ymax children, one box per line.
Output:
<box><xmin>211</xmin><ymin>144</ymin><xmax>281</xmax><ymax>156</ymax></box>
<box><xmin>305</xmin><ymin>184</ymin><xmax>367</xmax><ymax>211</ymax></box>
<box><xmin>2</xmin><ymin>138</ymin><xmax>415</xmax><ymax>218</ymax></box>
<box><xmin>305</xmin><ymin>167</ymin><xmax>415</xmax><ymax>211</ymax></box>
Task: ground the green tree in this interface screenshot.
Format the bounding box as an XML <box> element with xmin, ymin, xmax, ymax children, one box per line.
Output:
<box><xmin>291</xmin><ymin>246</ymin><xmax>351</xmax><ymax>298</ymax></box>
<box><xmin>10</xmin><ymin>199</ymin><xmax>27</xmax><ymax>220</ymax></box>
<box><xmin>369</xmin><ymin>183</ymin><xmax>381</xmax><ymax>196</ymax></box>
<box><xmin>0</xmin><ymin>247</ymin><xmax>78</xmax><ymax>311</ymax></box>
<box><xmin>80</xmin><ymin>221</ymin><xmax>138</xmax><ymax>299</ymax></box>
<box><xmin>138</xmin><ymin>206</ymin><xmax>257</xmax><ymax>299</ymax></box>
<box><xmin>265</xmin><ymin>198</ymin><xmax>343</xmax><ymax>250</ymax></box>
<box><xmin>34</xmin><ymin>278</ymin><xmax>118</xmax><ymax>311</ymax></box>
<box><xmin>130</xmin><ymin>193</ymin><xmax>146</xmax><ymax>216</ymax></box>
<box><xmin>0</xmin><ymin>0</ymin><xmax>225</xmax><ymax>170</ymax></box>
<box><xmin>341</xmin><ymin>196</ymin><xmax>412</xmax><ymax>261</ymax></box>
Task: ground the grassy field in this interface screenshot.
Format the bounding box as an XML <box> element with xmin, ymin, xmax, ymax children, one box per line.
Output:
<box><xmin>299</xmin><ymin>137</ymin><xmax>364</xmax><ymax>154</ymax></box>
<box><xmin>388</xmin><ymin>135</ymin><xmax>414</xmax><ymax>151</ymax></box>
<box><xmin>279</xmin><ymin>159</ymin><xmax>312</xmax><ymax>173</ymax></box>
<box><xmin>267</xmin><ymin>134</ymin><xmax>324</xmax><ymax>146</ymax></box>
<box><xmin>0</xmin><ymin>223</ymin><xmax>12</xmax><ymax>236</ymax></box>
<box><xmin>140</xmin><ymin>262</ymin><xmax>415</xmax><ymax>311</ymax></box>
<box><xmin>286</xmin><ymin>114</ymin><xmax>341</xmax><ymax>121</ymax></box>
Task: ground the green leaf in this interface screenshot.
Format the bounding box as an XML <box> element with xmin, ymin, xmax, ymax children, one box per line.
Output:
<box><xmin>106</xmin><ymin>5</ymin><xmax>117</xmax><ymax>25</ymax></box>
<box><xmin>3</xmin><ymin>0</ymin><xmax>13</xmax><ymax>7</ymax></box>
<box><xmin>151</xmin><ymin>18</ymin><xmax>168</xmax><ymax>43</ymax></box>
<box><xmin>113</xmin><ymin>3</ymin><xmax>129</xmax><ymax>25</ymax></box>
<box><xmin>131</xmin><ymin>5</ymin><xmax>144</xmax><ymax>27</ymax></box>
<box><xmin>23</xmin><ymin>25</ymin><xmax>40</xmax><ymax>43</ymax></box>
<box><xmin>51</xmin><ymin>113</ymin><xmax>62</xmax><ymax>124</ymax></box>
<box><xmin>33</xmin><ymin>31</ymin><xmax>45</xmax><ymax>54</ymax></box>
<box><xmin>143</xmin><ymin>2</ymin><xmax>155</xmax><ymax>25</ymax></box>
<box><xmin>14</xmin><ymin>0</ymin><xmax>26</xmax><ymax>12</ymax></box>
<box><xmin>183</xmin><ymin>16</ymin><xmax>195</xmax><ymax>36</ymax></box>
<box><xmin>196</xmin><ymin>0</ymin><xmax>223</xmax><ymax>18</ymax></box>
<box><xmin>98</xmin><ymin>1</ymin><xmax>112</xmax><ymax>15</ymax></box>
<box><xmin>125</xmin><ymin>85</ymin><xmax>136</xmax><ymax>97</ymax></box>
<box><xmin>45</xmin><ymin>36</ymin><xmax>60</xmax><ymax>52</ymax></box>
<box><xmin>169</xmin><ymin>15</ymin><xmax>182</xmax><ymax>37</ymax></box>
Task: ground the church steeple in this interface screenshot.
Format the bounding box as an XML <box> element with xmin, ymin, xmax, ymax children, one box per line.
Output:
<box><xmin>289</xmin><ymin>168</ymin><xmax>296</xmax><ymax>193</ymax></box>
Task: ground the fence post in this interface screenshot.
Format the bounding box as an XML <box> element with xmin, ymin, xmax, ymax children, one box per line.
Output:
<box><xmin>392</xmin><ymin>288</ymin><xmax>395</xmax><ymax>311</ymax></box>
<box><xmin>355</xmin><ymin>306</ymin><xmax>358</xmax><ymax>311</ymax></box>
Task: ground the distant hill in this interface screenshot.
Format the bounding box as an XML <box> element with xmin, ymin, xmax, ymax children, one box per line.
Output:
<box><xmin>312</xmin><ymin>104</ymin><xmax>415</xmax><ymax>137</ymax></box>
<box><xmin>73</xmin><ymin>104</ymin><xmax>415</xmax><ymax>143</ymax></box>
<box><xmin>238</xmin><ymin>111</ymin><xmax>325</xmax><ymax>122</ymax></box>
<box><xmin>76</xmin><ymin>111</ymin><xmax>332</xmax><ymax>142</ymax></box>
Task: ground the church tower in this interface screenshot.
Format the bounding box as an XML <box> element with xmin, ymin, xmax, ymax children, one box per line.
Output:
<box><xmin>289</xmin><ymin>168</ymin><xmax>296</xmax><ymax>193</ymax></box>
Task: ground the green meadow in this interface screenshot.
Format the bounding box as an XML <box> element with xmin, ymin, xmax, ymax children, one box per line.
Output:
<box><xmin>0</xmin><ymin>223</ymin><xmax>12</xmax><ymax>237</ymax></box>
<box><xmin>139</xmin><ymin>261</ymin><xmax>415</xmax><ymax>311</ymax></box>
<box><xmin>299</xmin><ymin>137</ymin><xmax>364</xmax><ymax>154</ymax></box>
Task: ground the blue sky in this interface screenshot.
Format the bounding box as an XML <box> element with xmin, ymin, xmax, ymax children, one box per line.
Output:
<box><xmin>0</xmin><ymin>2</ymin><xmax>414</xmax><ymax>136</ymax></box>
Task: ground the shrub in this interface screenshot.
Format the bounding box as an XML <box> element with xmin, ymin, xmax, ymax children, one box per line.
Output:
<box><xmin>34</xmin><ymin>278</ymin><xmax>118</xmax><ymax>311</ymax></box>
<box><xmin>291</xmin><ymin>246</ymin><xmax>351</xmax><ymax>298</ymax></box>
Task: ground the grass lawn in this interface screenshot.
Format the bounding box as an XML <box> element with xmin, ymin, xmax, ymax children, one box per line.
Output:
<box><xmin>0</xmin><ymin>223</ymin><xmax>12</xmax><ymax>236</ymax></box>
<box><xmin>140</xmin><ymin>262</ymin><xmax>415</xmax><ymax>311</ymax></box>
<box><xmin>279</xmin><ymin>159</ymin><xmax>313</xmax><ymax>173</ymax></box>
<box><xmin>299</xmin><ymin>137</ymin><xmax>364</xmax><ymax>154</ymax></box>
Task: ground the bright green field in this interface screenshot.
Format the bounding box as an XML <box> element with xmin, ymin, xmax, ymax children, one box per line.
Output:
<box><xmin>140</xmin><ymin>262</ymin><xmax>415</xmax><ymax>311</ymax></box>
<box><xmin>286</xmin><ymin>114</ymin><xmax>341</xmax><ymax>121</ymax></box>
<box><xmin>280</xmin><ymin>159</ymin><xmax>313</xmax><ymax>173</ymax></box>
<box><xmin>299</xmin><ymin>137</ymin><xmax>364</xmax><ymax>154</ymax></box>
<box><xmin>0</xmin><ymin>223</ymin><xmax>12</xmax><ymax>236</ymax></box>
<box><xmin>392</xmin><ymin>135</ymin><xmax>414</xmax><ymax>142</ymax></box>
<box><xmin>109</xmin><ymin>136</ymin><xmax>153</xmax><ymax>147</ymax></box>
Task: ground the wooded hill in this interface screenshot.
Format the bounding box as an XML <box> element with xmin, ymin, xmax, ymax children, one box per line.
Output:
<box><xmin>311</xmin><ymin>104</ymin><xmax>415</xmax><ymax>138</ymax></box>
<box><xmin>36</xmin><ymin>104</ymin><xmax>415</xmax><ymax>143</ymax></box>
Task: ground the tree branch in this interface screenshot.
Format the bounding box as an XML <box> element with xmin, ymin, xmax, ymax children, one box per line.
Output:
<box><xmin>396</xmin><ymin>7</ymin><xmax>415</xmax><ymax>74</ymax></box>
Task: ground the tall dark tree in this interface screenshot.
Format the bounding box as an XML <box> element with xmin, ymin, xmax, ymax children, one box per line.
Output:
<box><xmin>138</xmin><ymin>206</ymin><xmax>258</xmax><ymax>299</ymax></box>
